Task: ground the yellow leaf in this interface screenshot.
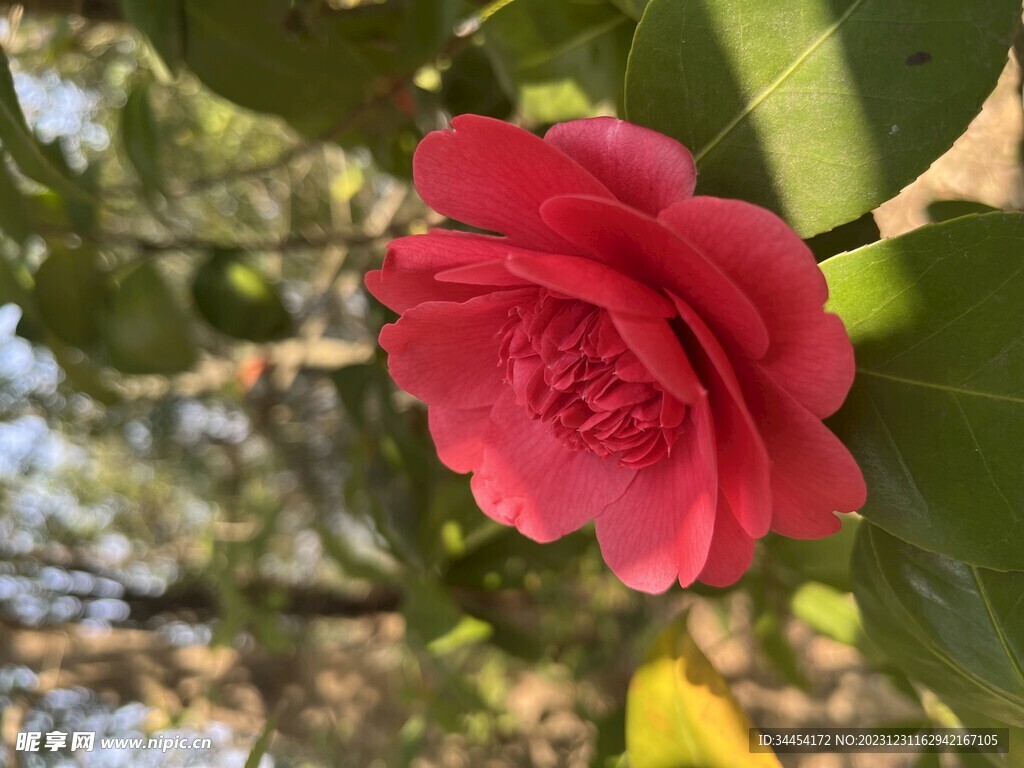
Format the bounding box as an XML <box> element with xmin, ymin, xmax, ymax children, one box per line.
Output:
<box><xmin>626</xmin><ymin>616</ymin><xmax>781</xmax><ymax>768</ymax></box>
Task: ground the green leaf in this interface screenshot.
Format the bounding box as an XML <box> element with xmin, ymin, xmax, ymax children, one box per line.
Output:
<box><xmin>484</xmin><ymin>0</ymin><xmax>634</xmax><ymax>122</ymax></box>
<box><xmin>0</xmin><ymin>156</ymin><xmax>33</xmax><ymax>243</ymax></box>
<box><xmin>625</xmin><ymin>0</ymin><xmax>1020</xmax><ymax>237</ymax></box>
<box><xmin>852</xmin><ymin>523</ymin><xmax>1024</xmax><ymax>726</ymax></box>
<box><xmin>403</xmin><ymin>577</ymin><xmax>492</xmax><ymax>656</ymax></box>
<box><xmin>440</xmin><ymin>44</ymin><xmax>514</xmax><ymax>120</ymax></box>
<box><xmin>397</xmin><ymin>0</ymin><xmax>465</xmax><ymax>71</ymax></box>
<box><xmin>823</xmin><ymin>212</ymin><xmax>1024</xmax><ymax>569</ymax></box>
<box><xmin>0</xmin><ymin>47</ymin><xmax>95</xmax><ymax>202</ymax></box>
<box><xmin>120</xmin><ymin>0</ymin><xmax>187</xmax><ymax>70</ymax></box>
<box><xmin>243</xmin><ymin>707</ymin><xmax>278</xmax><ymax>768</ymax></box>
<box><xmin>790</xmin><ymin>582</ymin><xmax>863</xmax><ymax>646</ymax></box>
<box><xmin>192</xmin><ymin>250</ymin><xmax>292</xmax><ymax>342</ymax></box>
<box><xmin>103</xmin><ymin>261</ymin><xmax>196</xmax><ymax>374</ymax></box>
<box><xmin>766</xmin><ymin>513</ymin><xmax>861</xmax><ymax>592</ymax></box>
<box><xmin>121</xmin><ymin>80</ymin><xmax>165</xmax><ymax>199</ymax></box>
<box><xmin>130</xmin><ymin>0</ymin><xmax>383</xmax><ymax>137</ymax></box>
<box><xmin>34</xmin><ymin>247</ymin><xmax>106</xmax><ymax>348</ymax></box>
<box><xmin>625</xmin><ymin>616</ymin><xmax>782</xmax><ymax>768</ymax></box>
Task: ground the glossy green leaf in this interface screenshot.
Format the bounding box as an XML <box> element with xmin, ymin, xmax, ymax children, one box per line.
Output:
<box><xmin>0</xmin><ymin>47</ymin><xmax>94</xmax><ymax>202</ymax></box>
<box><xmin>103</xmin><ymin>262</ymin><xmax>196</xmax><ymax>374</ymax></box>
<box><xmin>625</xmin><ymin>0</ymin><xmax>1020</xmax><ymax>237</ymax></box>
<box><xmin>626</xmin><ymin>616</ymin><xmax>782</xmax><ymax>768</ymax></box>
<box><xmin>192</xmin><ymin>250</ymin><xmax>291</xmax><ymax>342</ymax></box>
<box><xmin>852</xmin><ymin>523</ymin><xmax>1024</xmax><ymax>726</ymax></box>
<box><xmin>484</xmin><ymin>0</ymin><xmax>634</xmax><ymax>122</ymax></box>
<box><xmin>121</xmin><ymin>80</ymin><xmax>164</xmax><ymax>199</ymax></box>
<box><xmin>34</xmin><ymin>247</ymin><xmax>106</xmax><ymax>348</ymax></box>
<box><xmin>823</xmin><ymin>213</ymin><xmax>1024</xmax><ymax>569</ymax></box>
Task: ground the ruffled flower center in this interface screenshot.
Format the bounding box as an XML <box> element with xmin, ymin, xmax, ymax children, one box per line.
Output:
<box><xmin>498</xmin><ymin>290</ymin><xmax>686</xmax><ymax>469</ymax></box>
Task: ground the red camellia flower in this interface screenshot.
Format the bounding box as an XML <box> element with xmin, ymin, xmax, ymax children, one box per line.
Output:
<box><xmin>365</xmin><ymin>115</ymin><xmax>866</xmax><ymax>592</ymax></box>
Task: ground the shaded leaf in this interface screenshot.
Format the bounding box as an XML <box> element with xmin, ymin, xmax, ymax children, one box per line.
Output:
<box><xmin>626</xmin><ymin>0</ymin><xmax>1020</xmax><ymax>236</ymax></box>
<box><xmin>192</xmin><ymin>250</ymin><xmax>292</xmax><ymax>342</ymax></box>
<box><xmin>852</xmin><ymin>523</ymin><xmax>1024</xmax><ymax>726</ymax></box>
<box><xmin>823</xmin><ymin>213</ymin><xmax>1024</xmax><ymax>569</ymax></box>
<box><xmin>484</xmin><ymin>0</ymin><xmax>634</xmax><ymax>122</ymax></box>
<box><xmin>120</xmin><ymin>0</ymin><xmax>187</xmax><ymax>70</ymax></box>
<box><xmin>104</xmin><ymin>261</ymin><xmax>196</xmax><ymax>374</ymax></box>
<box><xmin>626</xmin><ymin>616</ymin><xmax>782</xmax><ymax>768</ymax></box>
<box><xmin>0</xmin><ymin>46</ymin><xmax>95</xmax><ymax>202</ymax></box>
<box><xmin>34</xmin><ymin>247</ymin><xmax>106</xmax><ymax>348</ymax></box>
<box><xmin>121</xmin><ymin>80</ymin><xmax>164</xmax><ymax>198</ymax></box>
<box><xmin>926</xmin><ymin>200</ymin><xmax>1001</xmax><ymax>224</ymax></box>
<box><xmin>0</xmin><ymin>156</ymin><xmax>33</xmax><ymax>243</ymax></box>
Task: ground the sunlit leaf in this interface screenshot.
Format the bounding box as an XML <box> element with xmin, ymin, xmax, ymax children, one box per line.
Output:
<box><xmin>852</xmin><ymin>523</ymin><xmax>1024</xmax><ymax>726</ymax></box>
<box><xmin>790</xmin><ymin>582</ymin><xmax>863</xmax><ymax>646</ymax></box>
<box><xmin>626</xmin><ymin>0</ymin><xmax>1020</xmax><ymax>236</ymax></box>
<box><xmin>625</xmin><ymin>616</ymin><xmax>782</xmax><ymax>768</ymax></box>
<box><xmin>192</xmin><ymin>250</ymin><xmax>292</xmax><ymax>342</ymax></box>
<box><xmin>823</xmin><ymin>213</ymin><xmax>1024</xmax><ymax>569</ymax></box>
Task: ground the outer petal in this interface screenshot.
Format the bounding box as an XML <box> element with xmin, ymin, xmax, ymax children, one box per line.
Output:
<box><xmin>369</xmin><ymin>231</ymin><xmax>540</xmax><ymax>312</ymax></box>
<box><xmin>669</xmin><ymin>292</ymin><xmax>772</xmax><ymax>538</ymax></box>
<box><xmin>413</xmin><ymin>115</ymin><xmax>613</xmax><ymax>252</ymax></box>
<box><xmin>594</xmin><ymin>395</ymin><xmax>717</xmax><ymax>592</ymax></box>
<box><xmin>470</xmin><ymin>392</ymin><xmax>635</xmax><ymax>542</ymax></box>
<box><xmin>540</xmin><ymin>195</ymin><xmax>769</xmax><ymax>359</ymax></box>
<box><xmin>660</xmin><ymin>198</ymin><xmax>855</xmax><ymax>418</ymax></box>
<box><xmin>379</xmin><ymin>289</ymin><xmax>534</xmax><ymax>408</ymax></box>
<box><xmin>738</xmin><ymin>362</ymin><xmax>867</xmax><ymax>538</ymax></box>
<box><xmin>544</xmin><ymin>117</ymin><xmax>697</xmax><ymax>216</ymax></box>
<box><xmin>697</xmin><ymin>495</ymin><xmax>756</xmax><ymax>588</ymax></box>
<box><xmin>429</xmin><ymin>405</ymin><xmax>491</xmax><ymax>473</ymax></box>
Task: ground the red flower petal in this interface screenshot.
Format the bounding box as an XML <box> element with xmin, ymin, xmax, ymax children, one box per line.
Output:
<box><xmin>544</xmin><ymin>117</ymin><xmax>697</xmax><ymax>216</ymax></box>
<box><xmin>669</xmin><ymin>292</ymin><xmax>772</xmax><ymax>538</ymax></box>
<box><xmin>660</xmin><ymin>198</ymin><xmax>855</xmax><ymax>418</ymax></box>
<box><xmin>540</xmin><ymin>195</ymin><xmax>769</xmax><ymax>359</ymax></box>
<box><xmin>739</xmin><ymin>363</ymin><xmax>867</xmax><ymax>537</ymax></box>
<box><xmin>379</xmin><ymin>290</ymin><xmax>534</xmax><ymax>408</ymax></box>
<box><xmin>368</xmin><ymin>231</ymin><xmax>538</xmax><ymax>312</ymax></box>
<box><xmin>428</xmin><ymin>405</ymin><xmax>492</xmax><ymax>473</ymax></box>
<box><xmin>470</xmin><ymin>392</ymin><xmax>635</xmax><ymax>542</ymax></box>
<box><xmin>594</xmin><ymin>396</ymin><xmax>717</xmax><ymax>592</ymax></box>
<box><xmin>413</xmin><ymin>115</ymin><xmax>613</xmax><ymax>252</ymax></box>
<box><xmin>608</xmin><ymin>312</ymin><xmax>704</xmax><ymax>405</ymax></box>
<box><xmin>697</xmin><ymin>495</ymin><xmax>755</xmax><ymax>588</ymax></box>
<box><xmin>505</xmin><ymin>252</ymin><xmax>676</xmax><ymax>318</ymax></box>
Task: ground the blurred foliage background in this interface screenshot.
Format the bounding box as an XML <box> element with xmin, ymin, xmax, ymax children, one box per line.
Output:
<box><xmin>0</xmin><ymin>1</ymin><xmax>1020</xmax><ymax>767</ymax></box>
